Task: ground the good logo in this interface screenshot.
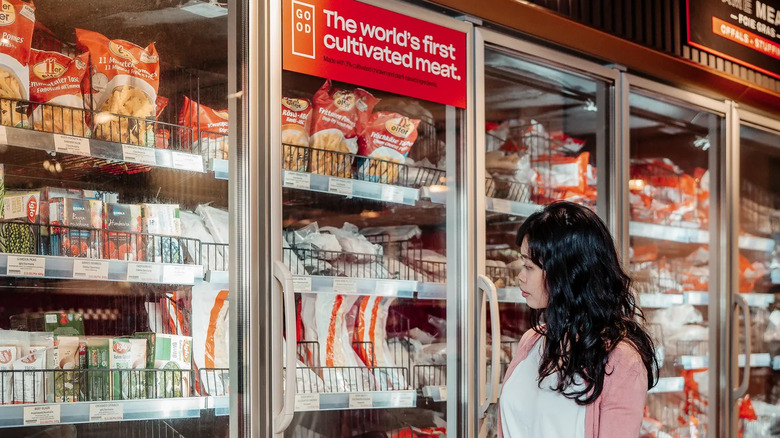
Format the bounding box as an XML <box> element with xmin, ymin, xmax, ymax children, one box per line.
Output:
<box><xmin>0</xmin><ymin>1</ymin><xmax>16</xmax><ymax>25</ymax></box>
<box><xmin>386</xmin><ymin>117</ymin><xmax>415</xmax><ymax>138</ymax></box>
<box><xmin>32</xmin><ymin>58</ymin><xmax>66</xmax><ymax>80</ymax></box>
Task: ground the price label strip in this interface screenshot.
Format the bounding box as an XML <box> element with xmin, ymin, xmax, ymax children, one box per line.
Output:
<box><xmin>490</xmin><ymin>198</ymin><xmax>512</xmax><ymax>214</ymax></box>
<box><xmin>348</xmin><ymin>393</ymin><xmax>373</xmax><ymax>409</ymax></box>
<box><xmin>293</xmin><ymin>276</ymin><xmax>312</xmax><ymax>292</ymax></box>
<box><xmin>7</xmin><ymin>256</ymin><xmax>46</xmax><ymax>277</ymax></box>
<box><xmin>73</xmin><ymin>259</ymin><xmax>109</xmax><ymax>280</ymax></box>
<box><xmin>381</xmin><ymin>185</ymin><xmax>404</xmax><ymax>204</ymax></box>
<box><xmin>328</xmin><ymin>178</ymin><xmax>353</xmax><ymax>196</ymax></box>
<box><xmin>283</xmin><ymin>172</ymin><xmax>311</xmax><ymax>190</ymax></box>
<box><xmin>122</xmin><ymin>144</ymin><xmax>157</xmax><ymax>166</ymax></box>
<box><xmin>54</xmin><ymin>135</ymin><xmax>91</xmax><ymax>156</ymax></box>
<box><xmin>295</xmin><ymin>393</ymin><xmax>320</xmax><ymax>411</ymax></box>
<box><xmin>89</xmin><ymin>403</ymin><xmax>123</xmax><ymax>422</ymax></box>
<box><xmin>162</xmin><ymin>265</ymin><xmax>194</xmax><ymax>284</ymax></box>
<box><xmin>171</xmin><ymin>151</ymin><xmax>205</xmax><ymax>172</ymax></box>
<box><xmin>127</xmin><ymin>263</ymin><xmax>162</xmax><ymax>283</ymax></box>
<box><xmin>333</xmin><ymin>278</ymin><xmax>358</xmax><ymax>294</ymax></box>
<box><xmin>24</xmin><ymin>405</ymin><xmax>61</xmax><ymax>425</ymax></box>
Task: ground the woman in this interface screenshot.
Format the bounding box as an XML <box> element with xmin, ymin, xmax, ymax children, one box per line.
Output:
<box><xmin>498</xmin><ymin>201</ymin><xmax>657</xmax><ymax>438</ymax></box>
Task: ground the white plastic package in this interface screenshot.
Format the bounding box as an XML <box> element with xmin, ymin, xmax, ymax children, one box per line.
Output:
<box><xmin>191</xmin><ymin>282</ymin><xmax>229</xmax><ymax>396</ymax></box>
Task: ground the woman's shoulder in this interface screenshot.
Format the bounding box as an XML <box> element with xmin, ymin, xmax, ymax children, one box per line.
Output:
<box><xmin>515</xmin><ymin>327</ymin><xmax>544</xmax><ymax>353</ymax></box>
<box><xmin>606</xmin><ymin>340</ymin><xmax>646</xmax><ymax>376</ymax></box>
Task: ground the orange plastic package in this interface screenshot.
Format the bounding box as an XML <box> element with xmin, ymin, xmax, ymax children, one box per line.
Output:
<box><xmin>179</xmin><ymin>95</ymin><xmax>228</xmax><ymax>159</ymax></box>
<box><xmin>0</xmin><ymin>0</ymin><xmax>35</xmax><ymax>127</ymax></box>
<box><xmin>357</xmin><ymin>111</ymin><xmax>420</xmax><ymax>184</ymax></box>
<box><xmin>281</xmin><ymin>96</ymin><xmax>312</xmax><ymax>171</ymax></box>
<box><xmin>28</xmin><ymin>49</ymin><xmax>89</xmax><ymax>136</ymax></box>
<box><xmin>76</xmin><ymin>28</ymin><xmax>159</xmax><ymax>146</ymax></box>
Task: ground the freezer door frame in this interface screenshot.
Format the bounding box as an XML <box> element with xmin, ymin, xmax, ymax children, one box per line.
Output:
<box><xmin>731</xmin><ymin>108</ymin><xmax>780</xmax><ymax>438</ymax></box>
<box><xmin>625</xmin><ymin>75</ymin><xmax>730</xmax><ymax>438</ymax></box>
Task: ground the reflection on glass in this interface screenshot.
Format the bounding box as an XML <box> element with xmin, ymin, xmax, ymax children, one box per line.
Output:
<box><xmin>629</xmin><ymin>91</ymin><xmax>722</xmax><ymax>437</ymax></box>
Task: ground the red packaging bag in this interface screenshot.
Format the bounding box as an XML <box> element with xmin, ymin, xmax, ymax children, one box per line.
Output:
<box><xmin>178</xmin><ymin>95</ymin><xmax>228</xmax><ymax>159</ymax></box>
<box><xmin>76</xmin><ymin>28</ymin><xmax>159</xmax><ymax>146</ymax></box>
<box><xmin>29</xmin><ymin>49</ymin><xmax>89</xmax><ymax>136</ymax></box>
<box><xmin>309</xmin><ymin>80</ymin><xmax>378</xmax><ymax>177</ymax></box>
<box><xmin>357</xmin><ymin>111</ymin><xmax>420</xmax><ymax>184</ymax></box>
<box><xmin>281</xmin><ymin>96</ymin><xmax>312</xmax><ymax>171</ymax></box>
<box><xmin>0</xmin><ymin>0</ymin><xmax>35</xmax><ymax>127</ymax></box>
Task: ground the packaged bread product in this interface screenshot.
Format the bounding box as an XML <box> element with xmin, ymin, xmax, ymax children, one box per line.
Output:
<box><xmin>281</xmin><ymin>96</ymin><xmax>312</xmax><ymax>171</ymax></box>
<box><xmin>178</xmin><ymin>95</ymin><xmax>228</xmax><ymax>159</ymax></box>
<box><xmin>28</xmin><ymin>50</ymin><xmax>89</xmax><ymax>136</ymax></box>
<box><xmin>76</xmin><ymin>29</ymin><xmax>159</xmax><ymax>146</ymax></box>
<box><xmin>357</xmin><ymin>111</ymin><xmax>419</xmax><ymax>184</ymax></box>
<box><xmin>309</xmin><ymin>80</ymin><xmax>378</xmax><ymax>177</ymax></box>
<box><xmin>0</xmin><ymin>0</ymin><xmax>34</xmax><ymax>127</ymax></box>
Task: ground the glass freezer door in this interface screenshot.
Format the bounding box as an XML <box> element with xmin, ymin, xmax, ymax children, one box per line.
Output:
<box><xmin>477</xmin><ymin>31</ymin><xmax>615</xmax><ymax>437</ymax></box>
<box><xmin>734</xmin><ymin>121</ymin><xmax>780</xmax><ymax>438</ymax></box>
<box><xmin>627</xmin><ymin>87</ymin><xmax>725</xmax><ymax>437</ymax></box>
<box><xmin>274</xmin><ymin>0</ymin><xmax>471</xmax><ymax>436</ymax></box>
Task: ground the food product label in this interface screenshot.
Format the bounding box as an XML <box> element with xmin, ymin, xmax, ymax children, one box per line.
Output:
<box><xmin>127</xmin><ymin>263</ymin><xmax>161</xmax><ymax>282</ymax></box>
<box><xmin>333</xmin><ymin>277</ymin><xmax>357</xmax><ymax>294</ymax></box>
<box><xmin>122</xmin><ymin>144</ymin><xmax>157</xmax><ymax>166</ymax></box>
<box><xmin>162</xmin><ymin>264</ymin><xmax>193</xmax><ymax>284</ymax></box>
<box><xmin>89</xmin><ymin>403</ymin><xmax>123</xmax><ymax>422</ymax></box>
<box><xmin>490</xmin><ymin>198</ymin><xmax>512</xmax><ymax>214</ymax></box>
<box><xmin>7</xmin><ymin>255</ymin><xmax>45</xmax><ymax>277</ymax></box>
<box><xmin>328</xmin><ymin>178</ymin><xmax>352</xmax><ymax>196</ymax></box>
<box><xmin>293</xmin><ymin>276</ymin><xmax>312</xmax><ymax>292</ymax></box>
<box><xmin>283</xmin><ymin>171</ymin><xmax>311</xmax><ymax>190</ymax></box>
<box><xmin>295</xmin><ymin>393</ymin><xmax>320</xmax><ymax>411</ymax></box>
<box><xmin>439</xmin><ymin>386</ymin><xmax>447</xmax><ymax>401</ymax></box>
<box><xmin>380</xmin><ymin>185</ymin><xmax>404</xmax><ymax>204</ymax></box>
<box><xmin>23</xmin><ymin>405</ymin><xmax>60</xmax><ymax>425</ymax></box>
<box><xmin>171</xmin><ymin>151</ymin><xmax>205</xmax><ymax>172</ymax></box>
<box><xmin>389</xmin><ymin>391</ymin><xmax>415</xmax><ymax>407</ymax></box>
<box><xmin>73</xmin><ymin>259</ymin><xmax>109</xmax><ymax>280</ymax></box>
<box><xmin>348</xmin><ymin>393</ymin><xmax>372</xmax><ymax>408</ymax></box>
<box><xmin>54</xmin><ymin>135</ymin><xmax>91</xmax><ymax>156</ymax></box>
<box><xmin>374</xmin><ymin>280</ymin><xmax>398</xmax><ymax>296</ymax></box>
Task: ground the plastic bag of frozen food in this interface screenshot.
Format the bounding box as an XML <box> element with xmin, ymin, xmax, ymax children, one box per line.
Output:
<box><xmin>179</xmin><ymin>95</ymin><xmax>228</xmax><ymax>159</ymax></box>
<box><xmin>356</xmin><ymin>297</ymin><xmax>407</xmax><ymax>390</ymax></box>
<box><xmin>191</xmin><ymin>282</ymin><xmax>229</xmax><ymax>395</ymax></box>
<box><xmin>283</xmin><ymin>234</ymin><xmax>308</xmax><ymax>275</ymax></box>
<box><xmin>76</xmin><ymin>29</ymin><xmax>159</xmax><ymax>146</ymax></box>
<box><xmin>13</xmin><ymin>332</ymin><xmax>51</xmax><ymax>404</ymax></box>
<box><xmin>0</xmin><ymin>0</ymin><xmax>35</xmax><ymax>128</ymax></box>
<box><xmin>0</xmin><ymin>329</ymin><xmax>26</xmax><ymax>404</ymax></box>
<box><xmin>356</xmin><ymin>111</ymin><xmax>420</xmax><ymax>184</ymax></box>
<box><xmin>196</xmin><ymin>204</ymin><xmax>228</xmax><ymax>244</ymax></box>
<box><xmin>180</xmin><ymin>210</ymin><xmax>222</xmax><ymax>270</ymax></box>
<box><xmin>29</xmin><ymin>50</ymin><xmax>90</xmax><ymax>136</ymax></box>
<box><xmin>141</xmin><ymin>203</ymin><xmax>182</xmax><ymax>263</ymax></box>
<box><xmin>299</xmin><ymin>294</ymin><xmax>320</xmax><ymax>367</ymax></box>
<box><xmin>321</xmin><ymin>223</ymin><xmax>381</xmax><ymax>262</ymax></box>
<box><xmin>291</xmin><ymin>222</ymin><xmax>341</xmax><ymax>260</ymax></box>
<box><xmin>281</xmin><ymin>96</ymin><xmax>312</xmax><ymax>171</ymax></box>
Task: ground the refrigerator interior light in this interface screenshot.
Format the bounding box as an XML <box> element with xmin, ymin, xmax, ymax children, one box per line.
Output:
<box><xmin>583</xmin><ymin>99</ymin><xmax>598</xmax><ymax>112</ymax></box>
<box><xmin>428</xmin><ymin>184</ymin><xmax>448</xmax><ymax>193</ymax></box>
<box><xmin>693</xmin><ymin>136</ymin><xmax>711</xmax><ymax>151</ymax></box>
<box><xmin>629</xmin><ymin>179</ymin><xmax>646</xmax><ymax>191</ymax></box>
<box><xmin>360</xmin><ymin>210</ymin><xmax>381</xmax><ymax>219</ymax></box>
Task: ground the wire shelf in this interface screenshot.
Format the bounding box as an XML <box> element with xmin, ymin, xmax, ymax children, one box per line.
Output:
<box><xmin>199</xmin><ymin>242</ymin><xmax>228</xmax><ymax>271</ymax></box>
<box><xmin>630</xmin><ymin>260</ymin><xmax>709</xmax><ymax>295</ymax></box>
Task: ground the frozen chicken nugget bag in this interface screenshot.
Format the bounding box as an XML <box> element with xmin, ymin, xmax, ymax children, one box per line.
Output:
<box><xmin>281</xmin><ymin>96</ymin><xmax>312</xmax><ymax>171</ymax></box>
<box><xmin>0</xmin><ymin>0</ymin><xmax>34</xmax><ymax>128</ymax></box>
<box><xmin>76</xmin><ymin>28</ymin><xmax>159</xmax><ymax>146</ymax></box>
<box><xmin>29</xmin><ymin>50</ymin><xmax>89</xmax><ymax>137</ymax></box>
<box><xmin>178</xmin><ymin>95</ymin><xmax>228</xmax><ymax>159</ymax></box>
<box><xmin>357</xmin><ymin>111</ymin><xmax>420</xmax><ymax>184</ymax></box>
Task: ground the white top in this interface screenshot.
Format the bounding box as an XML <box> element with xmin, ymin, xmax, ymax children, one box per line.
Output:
<box><xmin>499</xmin><ymin>340</ymin><xmax>587</xmax><ymax>438</ymax></box>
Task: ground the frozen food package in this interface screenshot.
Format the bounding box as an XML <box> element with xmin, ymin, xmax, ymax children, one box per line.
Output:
<box><xmin>356</xmin><ymin>111</ymin><xmax>420</xmax><ymax>184</ymax></box>
<box><xmin>299</xmin><ymin>294</ymin><xmax>319</xmax><ymax>366</ymax></box>
<box><xmin>76</xmin><ymin>29</ymin><xmax>159</xmax><ymax>146</ymax></box>
<box><xmin>0</xmin><ymin>191</ymin><xmax>40</xmax><ymax>254</ymax></box>
<box><xmin>0</xmin><ymin>0</ymin><xmax>34</xmax><ymax>127</ymax></box>
<box><xmin>290</xmin><ymin>222</ymin><xmax>342</xmax><ymax>259</ymax></box>
<box><xmin>281</xmin><ymin>96</ymin><xmax>312</xmax><ymax>171</ymax></box>
<box><xmin>48</xmin><ymin>198</ymin><xmax>102</xmax><ymax>258</ymax></box>
<box><xmin>196</xmin><ymin>204</ymin><xmax>228</xmax><ymax>244</ymax></box>
<box><xmin>314</xmin><ymin>294</ymin><xmax>372</xmax><ymax>392</ymax></box>
<box><xmin>52</xmin><ymin>335</ymin><xmax>84</xmax><ymax>402</ymax></box>
<box><xmin>133</xmin><ymin>333</ymin><xmax>192</xmax><ymax>398</ymax></box>
<box><xmin>0</xmin><ymin>330</ymin><xmax>25</xmax><ymax>404</ymax></box>
<box><xmin>283</xmin><ymin>234</ymin><xmax>307</xmax><ymax>275</ymax></box>
<box><xmin>28</xmin><ymin>50</ymin><xmax>89</xmax><ymax>136</ymax></box>
<box><xmin>179</xmin><ymin>95</ymin><xmax>228</xmax><ymax>159</ymax></box>
<box><xmin>309</xmin><ymin>80</ymin><xmax>379</xmax><ymax>177</ymax></box>
<box><xmin>356</xmin><ymin>297</ymin><xmax>407</xmax><ymax>390</ymax></box>
<box><xmin>160</xmin><ymin>292</ymin><xmax>189</xmax><ymax>336</ymax></box>
<box><xmin>534</xmin><ymin>152</ymin><xmax>590</xmax><ymax>196</ymax></box>
<box><xmin>102</xmin><ymin>203</ymin><xmax>143</xmax><ymax>261</ymax></box>
<box><xmin>180</xmin><ymin>210</ymin><xmax>221</xmax><ymax>270</ymax></box>
<box><xmin>296</xmin><ymin>360</ymin><xmax>325</xmax><ymax>393</ymax></box>
<box><xmin>141</xmin><ymin>203</ymin><xmax>182</xmax><ymax>263</ymax></box>
<box><xmin>320</xmin><ymin>223</ymin><xmax>381</xmax><ymax>261</ymax></box>
<box><xmin>191</xmin><ymin>282</ymin><xmax>229</xmax><ymax>395</ymax></box>
<box><xmin>86</xmin><ymin>337</ymin><xmax>110</xmax><ymax>401</ymax></box>
<box><xmin>13</xmin><ymin>332</ymin><xmax>50</xmax><ymax>404</ymax></box>
<box><xmin>109</xmin><ymin>338</ymin><xmax>147</xmax><ymax>400</ymax></box>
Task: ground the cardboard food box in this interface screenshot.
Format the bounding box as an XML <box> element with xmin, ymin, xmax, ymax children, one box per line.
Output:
<box><xmin>134</xmin><ymin>333</ymin><xmax>192</xmax><ymax>398</ymax></box>
<box><xmin>49</xmin><ymin>198</ymin><xmax>103</xmax><ymax>258</ymax></box>
<box><xmin>86</xmin><ymin>337</ymin><xmax>110</xmax><ymax>401</ymax></box>
<box><xmin>83</xmin><ymin>190</ymin><xmax>118</xmax><ymax>204</ymax></box>
<box><xmin>141</xmin><ymin>204</ymin><xmax>182</xmax><ymax>264</ymax></box>
<box><xmin>0</xmin><ymin>191</ymin><xmax>41</xmax><ymax>255</ymax></box>
<box><xmin>103</xmin><ymin>203</ymin><xmax>143</xmax><ymax>261</ymax></box>
<box><xmin>109</xmin><ymin>338</ymin><xmax>147</xmax><ymax>400</ymax></box>
<box><xmin>24</xmin><ymin>312</ymin><xmax>85</xmax><ymax>336</ymax></box>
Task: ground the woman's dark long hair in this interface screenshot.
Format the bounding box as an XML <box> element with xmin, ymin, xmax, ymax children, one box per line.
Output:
<box><xmin>516</xmin><ymin>201</ymin><xmax>657</xmax><ymax>405</ymax></box>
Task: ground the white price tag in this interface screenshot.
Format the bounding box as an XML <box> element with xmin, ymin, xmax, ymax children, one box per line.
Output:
<box><xmin>687</xmin><ymin>356</ymin><xmax>706</xmax><ymax>369</ymax></box>
<box><xmin>89</xmin><ymin>403</ymin><xmax>123</xmax><ymax>422</ymax></box>
<box><xmin>0</xmin><ymin>126</ymin><xmax>7</xmax><ymax>145</ymax></box>
<box><xmin>7</xmin><ymin>256</ymin><xmax>45</xmax><ymax>277</ymax></box>
<box><xmin>333</xmin><ymin>278</ymin><xmax>358</xmax><ymax>294</ymax></box>
<box><xmin>439</xmin><ymin>386</ymin><xmax>448</xmax><ymax>401</ymax></box>
<box><xmin>295</xmin><ymin>393</ymin><xmax>320</xmax><ymax>411</ymax></box>
<box><xmin>390</xmin><ymin>391</ymin><xmax>415</xmax><ymax>407</ymax></box>
<box><xmin>122</xmin><ymin>144</ymin><xmax>157</xmax><ymax>166</ymax></box>
<box><xmin>293</xmin><ymin>276</ymin><xmax>312</xmax><ymax>292</ymax></box>
<box><xmin>171</xmin><ymin>151</ymin><xmax>205</xmax><ymax>172</ymax></box>
<box><xmin>24</xmin><ymin>405</ymin><xmax>60</xmax><ymax>425</ymax></box>
<box><xmin>54</xmin><ymin>134</ymin><xmax>91</xmax><ymax>156</ymax></box>
<box><xmin>490</xmin><ymin>198</ymin><xmax>512</xmax><ymax>214</ymax></box>
<box><xmin>381</xmin><ymin>185</ymin><xmax>404</xmax><ymax>203</ymax></box>
<box><xmin>162</xmin><ymin>265</ymin><xmax>194</xmax><ymax>284</ymax></box>
<box><xmin>328</xmin><ymin>178</ymin><xmax>353</xmax><ymax>196</ymax></box>
<box><xmin>73</xmin><ymin>259</ymin><xmax>109</xmax><ymax>280</ymax></box>
<box><xmin>375</xmin><ymin>280</ymin><xmax>398</xmax><ymax>296</ymax></box>
<box><xmin>284</xmin><ymin>172</ymin><xmax>311</xmax><ymax>190</ymax></box>
<box><xmin>348</xmin><ymin>393</ymin><xmax>372</xmax><ymax>408</ymax></box>
<box><xmin>127</xmin><ymin>263</ymin><xmax>162</xmax><ymax>282</ymax></box>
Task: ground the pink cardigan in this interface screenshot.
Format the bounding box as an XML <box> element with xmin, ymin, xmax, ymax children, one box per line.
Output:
<box><xmin>498</xmin><ymin>329</ymin><xmax>648</xmax><ymax>438</ymax></box>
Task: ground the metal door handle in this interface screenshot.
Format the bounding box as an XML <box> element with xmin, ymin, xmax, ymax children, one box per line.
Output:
<box><xmin>273</xmin><ymin>261</ymin><xmax>296</xmax><ymax>433</ymax></box>
<box><xmin>478</xmin><ymin>274</ymin><xmax>501</xmax><ymax>417</ymax></box>
<box><xmin>733</xmin><ymin>293</ymin><xmax>751</xmax><ymax>400</ymax></box>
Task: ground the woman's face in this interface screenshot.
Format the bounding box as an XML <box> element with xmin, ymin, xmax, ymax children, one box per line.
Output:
<box><xmin>518</xmin><ymin>237</ymin><xmax>548</xmax><ymax>309</ymax></box>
